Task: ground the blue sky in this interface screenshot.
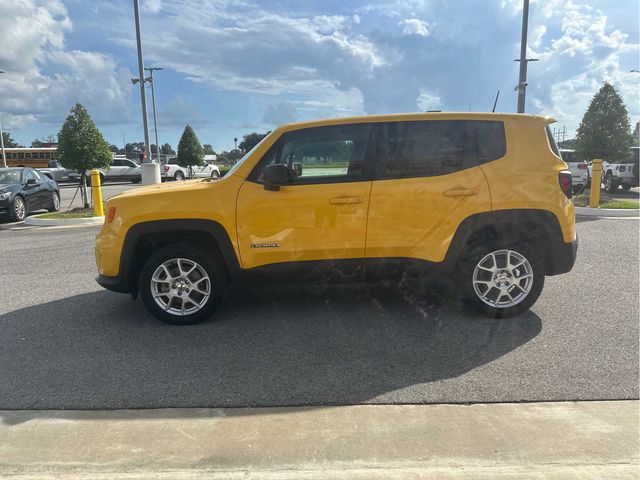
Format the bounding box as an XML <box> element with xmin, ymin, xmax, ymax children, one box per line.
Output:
<box><xmin>1</xmin><ymin>0</ymin><xmax>638</xmax><ymax>151</ymax></box>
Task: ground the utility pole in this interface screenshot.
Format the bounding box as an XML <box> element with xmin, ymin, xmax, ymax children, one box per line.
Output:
<box><xmin>515</xmin><ymin>0</ymin><xmax>538</xmax><ymax>113</ymax></box>
<box><xmin>132</xmin><ymin>0</ymin><xmax>159</xmax><ymax>183</ymax></box>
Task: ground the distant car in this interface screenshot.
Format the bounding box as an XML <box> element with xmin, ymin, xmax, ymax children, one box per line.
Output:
<box><xmin>88</xmin><ymin>158</ymin><xmax>142</xmax><ymax>185</ymax></box>
<box><xmin>0</xmin><ymin>167</ymin><xmax>61</xmax><ymax>222</ymax></box>
<box><xmin>161</xmin><ymin>158</ymin><xmax>220</xmax><ymax>181</ymax></box>
<box><xmin>37</xmin><ymin>161</ymin><xmax>79</xmax><ymax>184</ymax></box>
<box><xmin>560</xmin><ymin>149</ymin><xmax>588</xmax><ymax>194</ymax></box>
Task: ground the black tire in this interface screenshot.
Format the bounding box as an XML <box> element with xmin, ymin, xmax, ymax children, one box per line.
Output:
<box><xmin>48</xmin><ymin>191</ymin><xmax>61</xmax><ymax>212</ymax></box>
<box><xmin>132</xmin><ymin>178</ymin><xmax>141</xmax><ymax>184</ymax></box>
<box><xmin>139</xmin><ymin>244</ymin><xmax>227</xmax><ymax>325</ymax></box>
<box><xmin>604</xmin><ymin>172</ymin><xmax>618</xmax><ymax>193</ymax></box>
<box><xmin>211</xmin><ymin>170</ymin><xmax>220</xmax><ymax>179</ymax></box>
<box><xmin>174</xmin><ymin>171</ymin><xmax>185</xmax><ymax>181</ymax></box>
<box><xmin>458</xmin><ymin>244</ymin><xmax>545</xmax><ymax>318</ymax></box>
<box><xmin>621</xmin><ymin>184</ymin><xmax>632</xmax><ymax>191</ymax></box>
<box><xmin>10</xmin><ymin>195</ymin><xmax>27</xmax><ymax>222</ymax></box>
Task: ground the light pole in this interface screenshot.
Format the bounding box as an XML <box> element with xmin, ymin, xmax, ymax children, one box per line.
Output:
<box><xmin>234</xmin><ymin>137</ymin><xmax>238</xmax><ymax>150</ymax></box>
<box><xmin>132</xmin><ymin>0</ymin><xmax>159</xmax><ymax>183</ymax></box>
<box><xmin>515</xmin><ymin>0</ymin><xmax>539</xmax><ymax>113</ymax></box>
<box><xmin>0</xmin><ymin>70</ymin><xmax>5</xmax><ymax>168</ymax></box>
<box><xmin>145</xmin><ymin>67</ymin><xmax>163</xmax><ymax>163</ymax></box>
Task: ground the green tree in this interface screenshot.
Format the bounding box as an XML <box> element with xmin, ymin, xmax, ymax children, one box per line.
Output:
<box><xmin>575</xmin><ymin>83</ymin><xmax>634</xmax><ymax>161</ymax></box>
<box><xmin>160</xmin><ymin>143</ymin><xmax>175</xmax><ymax>155</ymax></box>
<box><xmin>177</xmin><ymin>125</ymin><xmax>204</xmax><ymax>178</ymax></box>
<box><xmin>31</xmin><ymin>139</ymin><xmax>43</xmax><ymax>148</ymax></box>
<box><xmin>202</xmin><ymin>143</ymin><xmax>215</xmax><ymax>155</ymax></box>
<box><xmin>2</xmin><ymin>132</ymin><xmax>21</xmax><ymax>148</ymax></box>
<box><xmin>57</xmin><ymin>103</ymin><xmax>112</xmax><ymax>208</ymax></box>
<box><xmin>108</xmin><ymin>144</ymin><xmax>120</xmax><ymax>153</ymax></box>
<box><xmin>238</xmin><ymin>132</ymin><xmax>269</xmax><ymax>152</ymax></box>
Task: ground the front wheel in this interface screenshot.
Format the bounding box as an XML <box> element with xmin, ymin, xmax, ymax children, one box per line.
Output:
<box><xmin>139</xmin><ymin>245</ymin><xmax>227</xmax><ymax>325</ymax></box>
<box><xmin>10</xmin><ymin>196</ymin><xmax>27</xmax><ymax>222</ymax></box>
<box><xmin>48</xmin><ymin>191</ymin><xmax>61</xmax><ymax>212</ymax></box>
<box><xmin>459</xmin><ymin>246</ymin><xmax>544</xmax><ymax>318</ymax></box>
<box><xmin>621</xmin><ymin>184</ymin><xmax>632</xmax><ymax>191</ymax></box>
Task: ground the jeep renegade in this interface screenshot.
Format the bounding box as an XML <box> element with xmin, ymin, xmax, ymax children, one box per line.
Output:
<box><xmin>95</xmin><ymin>113</ymin><xmax>577</xmax><ymax>324</ymax></box>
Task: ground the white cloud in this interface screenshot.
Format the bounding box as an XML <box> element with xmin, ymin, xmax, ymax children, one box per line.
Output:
<box><xmin>143</xmin><ymin>0</ymin><xmax>163</xmax><ymax>14</ymax></box>
<box><xmin>526</xmin><ymin>0</ymin><xmax>639</xmax><ymax>131</ymax></box>
<box><xmin>0</xmin><ymin>0</ymin><xmax>131</xmax><ymax>129</ymax></box>
<box><xmin>400</xmin><ymin>18</ymin><xmax>430</xmax><ymax>37</ymax></box>
<box><xmin>416</xmin><ymin>89</ymin><xmax>442</xmax><ymax>111</ymax></box>
<box><xmin>262</xmin><ymin>102</ymin><xmax>297</xmax><ymax>125</ymax></box>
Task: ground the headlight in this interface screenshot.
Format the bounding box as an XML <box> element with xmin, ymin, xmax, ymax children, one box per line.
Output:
<box><xmin>0</xmin><ymin>192</ymin><xmax>11</xmax><ymax>201</ymax></box>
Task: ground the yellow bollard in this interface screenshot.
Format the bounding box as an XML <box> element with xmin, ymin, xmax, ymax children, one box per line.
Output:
<box><xmin>90</xmin><ymin>169</ymin><xmax>104</xmax><ymax>217</ymax></box>
<box><xmin>589</xmin><ymin>159</ymin><xmax>603</xmax><ymax>209</ymax></box>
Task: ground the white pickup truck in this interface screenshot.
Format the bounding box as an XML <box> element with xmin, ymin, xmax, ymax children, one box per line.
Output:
<box><xmin>599</xmin><ymin>149</ymin><xmax>639</xmax><ymax>193</ymax></box>
<box><xmin>161</xmin><ymin>158</ymin><xmax>220</xmax><ymax>181</ymax></box>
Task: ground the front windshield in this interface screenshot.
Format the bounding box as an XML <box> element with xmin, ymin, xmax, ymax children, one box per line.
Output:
<box><xmin>0</xmin><ymin>170</ymin><xmax>21</xmax><ymax>185</ymax></box>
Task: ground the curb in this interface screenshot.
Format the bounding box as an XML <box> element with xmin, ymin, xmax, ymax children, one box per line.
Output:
<box><xmin>575</xmin><ymin>206</ymin><xmax>639</xmax><ymax>217</ymax></box>
<box><xmin>25</xmin><ymin>215</ymin><xmax>105</xmax><ymax>227</ymax></box>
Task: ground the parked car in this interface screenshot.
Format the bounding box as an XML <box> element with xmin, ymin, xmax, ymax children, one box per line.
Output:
<box><xmin>161</xmin><ymin>158</ymin><xmax>221</xmax><ymax>181</ymax></box>
<box><xmin>601</xmin><ymin>154</ymin><xmax>639</xmax><ymax>193</ymax></box>
<box><xmin>559</xmin><ymin>149</ymin><xmax>588</xmax><ymax>193</ymax></box>
<box><xmin>88</xmin><ymin>158</ymin><xmax>142</xmax><ymax>185</ymax></box>
<box><xmin>0</xmin><ymin>167</ymin><xmax>60</xmax><ymax>222</ymax></box>
<box><xmin>37</xmin><ymin>161</ymin><xmax>80</xmax><ymax>184</ymax></box>
<box><xmin>95</xmin><ymin>112</ymin><xmax>577</xmax><ymax>325</ymax></box>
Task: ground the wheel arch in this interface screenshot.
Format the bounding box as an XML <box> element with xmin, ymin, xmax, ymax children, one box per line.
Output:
<box><xmin>445</xmin><ymin>209</ymin><xmax>569</xmax><ymax>276</ymax></box>
<box><xmin>118</xmin><ymin>219</ymin><xmax>242</xmax><ymax>295</ymax></box>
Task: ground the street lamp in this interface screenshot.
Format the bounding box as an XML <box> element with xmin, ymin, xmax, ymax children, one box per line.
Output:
<box><xmin>0</xmin><ymin>70</ymin><xmax>6</xmax><ymax>168</ymax></box>
<box><xmin>515</xmin><ymin>0</ymin><xmax>539</xmax><ymax>113</ymax></box>
<box><xmin>144</xmin><ymin>67</ymin><xmax>163</xmax><ymax>163</ymax></box>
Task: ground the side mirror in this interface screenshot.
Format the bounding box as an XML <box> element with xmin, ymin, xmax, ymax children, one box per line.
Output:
<box><xmin>26</xmin><ymin>178</ymin><xmax>37</xmax><ymax>186</ymax></box>
<box><xmin>263</xmin><ymin>164</ymin><xmax>288</xmax><ymax>191</ymax></box>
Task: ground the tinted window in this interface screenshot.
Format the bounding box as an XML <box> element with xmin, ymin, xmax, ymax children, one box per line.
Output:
<box><xmin>23</xmin><ymin>169</ymin><xmax>35</xmax><ymax>182</ymax></box>
<box><xmin>251</xmin><ymin>124</ymin><xmax>371</xmax><ymax>184</ymax></box>
<box><xmin>475</xmin><ymin>121</ymin><xmax>506</xmax><ymax>163</ymax></box>
<box><xmin>375</xmin><ymin>121</ymin><xmax>472</xmax><ymax>178</ymax></box>
<box><xmin>32</xmin><ymin>170</ymin><xmax>45</xmax><ymax>181</ymax></box>
<box><xmin>112</xmin><ymin>160</ymin><xmax>122</xmax><ymax>167</ymax></box>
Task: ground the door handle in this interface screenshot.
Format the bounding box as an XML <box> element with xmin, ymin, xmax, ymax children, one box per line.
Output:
<box><xmin>329</xmin><ymin>196</ymin><xmax>363</xmax><ymax>205</ymax></box>
<box><xmin>443</xmin><ymin>187</ymin><xmax>478</xmax><ymax>197</ymax></box>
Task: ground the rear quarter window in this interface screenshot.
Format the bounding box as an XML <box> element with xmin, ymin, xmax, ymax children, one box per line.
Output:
<box><xmin>546</xmin><ymin>126</ymin><xmax>561</xmax><ymax>157</ymax></box>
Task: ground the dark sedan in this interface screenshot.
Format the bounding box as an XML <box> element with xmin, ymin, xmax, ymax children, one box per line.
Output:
<box><xmin>0</xmin><ymin>168</ymin><xmax>61</xmax><ymax>222</ymax></box>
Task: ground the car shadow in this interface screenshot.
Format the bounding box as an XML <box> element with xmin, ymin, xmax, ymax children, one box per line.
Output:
<box><xmin>0</xmin><ymin>286</ymin><xmax>541</xmax><ymax>421</ymax></box>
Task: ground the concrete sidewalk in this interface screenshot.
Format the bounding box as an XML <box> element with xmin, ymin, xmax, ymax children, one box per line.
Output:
<box><xmin>0</xmin><ymin>401</ymin><xmax>637</xmax><ymax>479</ymax></box>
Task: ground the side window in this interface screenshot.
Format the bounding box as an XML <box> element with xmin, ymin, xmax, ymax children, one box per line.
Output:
<box><xmin>112</xmin><ymin>160</ymin><xmax>122</xmax><ymax>167</ymax></box>
<box><xmin>250</xmin><ymin>124</ymin><xmax>371</xmax><ymax>184</ymax></box>
<box><xmin>32</xmin><ymin>170</ymin><xmax>45</xmax><ymax>181</ymax></box>
<box><xmin>546</xmin><ymin>126</ymin><xmax>561</xmax><ymax>157</ymax></box>
<box><xmin>23</xmin><ymin>169</ymin><xmax>35</xmax><ymax>183</ymax></box>
<box><xmin>375</xmin><ymin>121</ymin><xmax>472</xmax><ymax>179</ymax></box>
<box><xmin>474</xmin><ymin>121</ymin><xmax>506</xmax><ymax>164</ymax></box>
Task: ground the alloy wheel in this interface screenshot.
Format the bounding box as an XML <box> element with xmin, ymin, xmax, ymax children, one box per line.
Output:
<box><xmin>472</xmin><ymin>249</ymin><xmax>534</xmax><ymax>308</ymax></box>
<box><xmin>150</xmin><ymin>258</ymin><xmax>211</xmax><ymax>316</ymax></box>
<box><xmin>14</xmin><ymin>197</ymin><xmax>26</xmax><ymax>221</ymax></box>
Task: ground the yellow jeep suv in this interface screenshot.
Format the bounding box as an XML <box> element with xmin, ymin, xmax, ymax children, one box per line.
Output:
<box><xmin>96</xmin><ymin>113</ymin><xmax>577</xmax><ymax>324</ymax></box>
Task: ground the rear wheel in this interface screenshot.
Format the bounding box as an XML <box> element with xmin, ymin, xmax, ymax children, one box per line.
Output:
<box><xmin>174</xmin><ymin>171</ymin><xmax>185</xmax><ymax>181</ymax></box>
<box><xmin>604</xmin><ymin>172</ymin><xmax>618</xmax><ymax>193</ymax></box>
<box><xmin>48</xmin><ymin>191</ymin><xmax>61</xmax><ymax>212</ymax></box>
<box><xmin>211</xmin><ymin>170</ymin><xmax>220</xmax><ymax>179</ymax></box>
<box><xmin>139</xmin><ymin>244</ymin><xmax>227</xmax><ymax>325</ymax></box>
<box><xmin>621</xmin><ymin>184</ymin><xmax>632</xmax><ymax>191</ymax></box>
<box><xmin>458</xmin><ymin>245</ymin><xmax>544</xmax><ymax>318</ymax></box>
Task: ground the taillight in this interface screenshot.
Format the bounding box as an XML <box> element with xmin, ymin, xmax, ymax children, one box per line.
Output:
<box><xmin>107</xmin><ymin>206</ymin><xmax>116</xmax><ymax>223</ymax></box>
<box><xmin>163</xmin><ymin>165</ymin><xmax>170</xmax><ymax>173</ymax></box>
<box><xmin>578</xmin><ymin>163</ymin><xmax>587</xmax><ymax>169</ymax></box>
<box><xmin>619</xmin><ymin>165</ymin><xmax>626</xmax><ymax>172</ymax></box>
<box><xmin>559</xmin><ymin>171</ymin><xmax>573</xmax><ymax>198</ymax></box>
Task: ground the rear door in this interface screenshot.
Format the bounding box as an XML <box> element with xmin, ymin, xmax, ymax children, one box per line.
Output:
<box><xmin>365</xmin><ymin>120</ymin><xmax>496</xmax><ymax>269</ymax></box>
<box><xmin>105</xmin><ymin>159</ymin><xmax>124</xmax><ymax>180</ymax></box>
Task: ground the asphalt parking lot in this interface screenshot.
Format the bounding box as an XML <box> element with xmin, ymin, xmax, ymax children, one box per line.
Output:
<box><xmin>0</xmin><ymin>214</ymin><xmax>637</xmax><ymax>410</ymax></box>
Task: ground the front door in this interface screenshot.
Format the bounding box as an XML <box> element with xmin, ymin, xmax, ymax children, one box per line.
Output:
<box><xmin>236</xmin><ymin>124</ymin><xmax>374</xmax><ymax>279</ymax></box>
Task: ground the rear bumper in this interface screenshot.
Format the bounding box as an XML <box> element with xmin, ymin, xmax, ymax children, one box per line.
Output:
<box><xmin>547</xmin><ymin>236</ymin><xmax>578</xmax><ymax>276</ymax></box>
